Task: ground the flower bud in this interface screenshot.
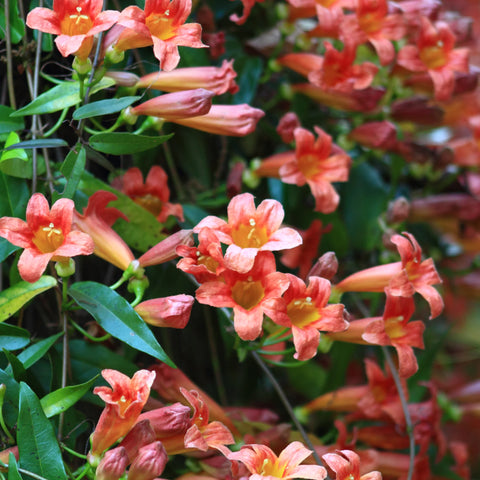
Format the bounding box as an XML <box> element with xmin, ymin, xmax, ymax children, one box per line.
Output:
<box><xmin>96</xmin><ymin>447</ymin><xmax>128</xmax><ymax>480</ymax></box>
<box><xmin>118</xmin><ymin>419</ymin><xmax>156</xmax><ymax>462</ymax></box>
<box><xmin>136</xmin><ymin>403</ymin><xmax>191</xmax><ymax>439</ymax></box>
<box><xmin>128</xmin><ymin>442</ymin><xmax>168</xmax><ymax>480</ymax></box>
<box><xmin>307</xmin><ymin>252</ymin><xmax>338</xmax><ymax>280</ymax></box>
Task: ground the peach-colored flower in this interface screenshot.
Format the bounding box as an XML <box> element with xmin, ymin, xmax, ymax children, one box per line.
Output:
<box><xmin>130</xmin><ymin>89</ymin><xmax>214</xmax><ymax>120</ymax></box>
<box><xmin>277</xmin><ymin>112</ymin><xmax>301</xmax><ymax>144</ymax></box>
<box><xmin>397</xmin><ymin>17</ymin><xmax>470</xmax><ymax>101</ymax></box>
<box><xmin>90</xmin><ymin>369</ymin><xmax>156</xmax><ymax>456</ymax></box>
<box><xmin>340</xmin><ymin>0</ymin><xmax>406</xmax><ymax>66</ymax></box>
<box><xmin>114</xmin><ymin>166</ymin><xmax>184</xmax><ymax>224</ymax></box>
<box><xmin>228</xmin><ymin>441</ymin><xmax>327</xmax><ymax>480</ymax></box>
<box><xmin>308</xmin><ymin>42</ymin><xmax>379</xmax><ymax>92</ymax></box>
<box><xmin>273</xmin><ymin>274</ymin><xmax>347</xmax><ymax>361</ymax></box>
<box><xmin>335</xmin><ymin>232</ymin><xmax>443</xmax><ymax>319</ymax></box>
<box><xmin>135</xmin><ymin>59</ymin><xmax>239</xmax><ymax>95</ymax></box>
<box><xmin>280</xmin><ymin>127</ymin><xmax>351</xmax><ymax>214</ymax></box>
<box><xmin>170</xmin><ymin>104</ymin><xmax>265</xmax><ymax>137</ymax></box>
<box><xmin>195</xmin><ymin>252</ymin><xmax>290</xmax><ymax>341</ymax></box>
<box><xmin>26</xmin><ymin>0</ymin><xmax>119</xmax><ymax>59</ymax></box>
<box><xmin>194</xmin><ymin>193</ymin><xmax>302</xmax><ymax>273</ymax></box>
<box><xmin>134</xmin><ymin>294</ymin><xmax>194</xmax><ymax>328</ymax></box>
<box><xmin>322</xmin><ymin>450</ymin><xmax>381</xmax><ymax>480</ymax></box>
<box><xmin>0</xmin><ymin>193</ymin><xmax>94</xmax><ymax>283</ymax></box>
<box><xmin>114</xmin><ymin>0</ymin><xmax>205</xmax><ymax>71</ymax></box>
<box><xmin>73</xmin><ymin>190</ymin><xmax>135</xmax><ymax>271</ymax></box>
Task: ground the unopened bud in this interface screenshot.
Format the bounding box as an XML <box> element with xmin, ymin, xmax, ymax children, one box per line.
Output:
<box><xmin>55</xmin><ymin>258</ymin><xmax>75</xmax><ymax>278</ymax></box>
<box><xmin>105</xmin><ymin>71</ymin><xmax>141</xmax><ymax>87</ymax></box>
<box><xmin>128</xmin><ymin>441</ymin><xmax>168</xmax><ymax>480</ymax></box>
<box><xmin>136</xmin><ymin>403</ymin><xmax>191</xmax><ymax>439</ymax></box>
<box><xmin>118</xmin><ymin>419</ymin><xmax>156</xmax><ymax>462</ymax></box>
<box><xmin>307</xmin><ymin>252</ymin><xmax>338</xmax><ymax>280</ymax></box>
<box><xmin>96</xmin><ymin>447</ymin><xmax>128</xmax><ymax>480</ymax></box>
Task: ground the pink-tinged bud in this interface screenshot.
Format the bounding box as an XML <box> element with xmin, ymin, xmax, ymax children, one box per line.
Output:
<box><xmin>105</xmin><ymin>71</ymin><xmax>140</xmax><ymax>87</ymax></box>
<box><xmin>226</xmin><ymin>162</ymin><xmax>245</xmax><ymax>199</ymax></box>
<box><xmin>138</xmin><ymin>230</ymin><xmax>194</xmax><ymax>268</ymax></box>
<box><xmin>349</xmin><ymin>121</ymin><xmax>398</xmax><ymax>150</ymax></box>
<box><xmin>202</xmin><ymin>31</ymin><xmax>226</xmax><ymax>59</ymax></box>
<box><xmin>130</xmin><ymin>90</ymin><xmax>214</xmax><ymax>121</ymax></box>
<box><xmin>386</xmin><ymin>196</ymin><xmax>411</xmax><ymax>224</ymax></box>
<box><xmin>96</xmin><ymin>447</ymin><xmax>129</xmax><ymax>480</ymax></box>
<box><xmin>128</xmin><ymin>441</ymin><xmax>168</xmax><ymax>480</ymax></box>
<box><xmin>292</xmin><ymin>83</ymin><xmax>385</xmax><ymax>113</ymax></box>
<box><xmin>136</xmin><ymin>60</ymin><xmax>239</xmax><ymax>95</ymax></box>
<box><xmin>137</xmin><ymin>403</ymin><xmax>191</xmax><ymax>439</ymax></box>
<box><xmin>308</xmin><ymin>251</ymin><xmax>338</xmax><ymax>280</ymax></box>
<box><xmin>170</xmin><ymin>104</ymin><xmax>265</xmax><ymax>137</ymax></box>
<box><xmin>409</xmin><ymin>194</ymin><xmax>480</xmax><ymax>222</ymax></box>
<box><xmin>277</xmin><ymin>53</ymin><xmax>324</xmax><ymax>78</ymax></box>
<box><xmin>390</xmin><ymin>96</ymin><xmax>444</xmax><ymax>125</ymax></box>
<box><xmin>0</xmin><ymin>446</ymin><xmax>19</xmax><ymax>466</ymax></box>
<box><xmin>134</xmin><ymin>295</ymin><xmax>194</xmax><ymax>329</ymax></box>
<box><xmin>118</xmin><ymin>419</ymin><xmax>156</xmax><ymax>462</ymax></box>
<box><xmin>277</xmin><ymin>112</ymin><xmax>301</xmax><ymax>143</ymax></box>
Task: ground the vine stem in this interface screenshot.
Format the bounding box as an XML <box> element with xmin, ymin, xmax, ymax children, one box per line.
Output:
<box><xmin>4</xmin><ymin>0</ymin><xmax>16</xmax><ymax>108</ymax></box>
<box><xmin>382</xmin><ymin>346</ymin><xmax>415</xmax><ymax>480</ymax></box>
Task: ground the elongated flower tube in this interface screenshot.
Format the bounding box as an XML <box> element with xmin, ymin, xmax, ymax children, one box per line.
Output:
<box><xmin>134</xmin><ymin>294</ymin><xmax>194</xmax><ymax>328</ymax></box>
<box><xmin>26</xmin><ymin>0</ymin><xmax>119</xmax><ymax>59</ymax></box>
<box><xmin>136</xmin><ymin>60</ymin><xmax>239</xmax><ymax>95</ymax></box>
<box><xmin>138</xmin><ymin>230</ymin><xmax>194</xmax><ymax>267</ymax></box>
<box><xmin>228</xmin><ymin>441</ymin><xmax>327</xmax><ymax>480</ymax></box>
<box><xmin>0</xmin><ymin>193</ymin><xmax>94</xmax><ymax>282</ymax></box>
<box><xmin>170</xmin><ymin>104</ymin><xmax>265</xmax><ymax>137</ymax></box>
<box><xmin>130</xmin><ymin>89</ymin><xmax>214</xmax><ymax>121</ymax></box>
<box><xmin>73</xmin><ymin>191</ymin><xmax>135</xmax><ymax>271</ymax></box>
<box><xmin>90</xmin><ymin>369</ymin><xmax>156</xmax><ymax>457</ymax></box>
<box><xmin>335</xmin><ymin>232</ymin><xmax>443</xmax><ymax>318</ymax></box>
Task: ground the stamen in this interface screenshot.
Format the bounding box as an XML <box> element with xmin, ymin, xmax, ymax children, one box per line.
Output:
<box><xmin>249</xmin><ymin>218</ymin><xmax>256</xmax><ymax>226</ymax></box>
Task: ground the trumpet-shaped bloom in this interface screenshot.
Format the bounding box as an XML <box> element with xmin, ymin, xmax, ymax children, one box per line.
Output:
<box><xmin>228</xmin><ymin>441</ymin><xmax>327</xmax><ymax>480</ymax></box>
<box><xmin>73</xmin><ymin>191</ymin><xmax>135</xmax><ymax>271</ymax></box>
<box><xmin>171</xmin><ymin>104</ymin><xmax>265</xmax><ymax>137</ymax></box>
<box><xmin>135</xmin><ymin>59</ymin><xmax>239</xmax><ymax>95</ymax></box>
<box><xmin>0</xmin><ymin>193</ymin><xmax>94</xmax><ymax>283</ymax></box>
<box><xmin>280</xmin><ymin>127</ymin><xmax>351</xmax><ymax>214</ymax></box>
<box><xmin>26</xmin><ymin>0</ymin><xmax>119</xmax><ymax>59</ymax></box>
<box><xmin>362</xmin><ymin>290</ymin><xmax>425</xmax><ymax>378</ymax></box>
<box><xmin>115</xmin><ymin>0</ymin><xmax>205</xmax><ymax>71</ymax></box>
<box><xmin>90</xmin><ymin>369</ymin><xmax>156</xmax><ymax>456</ymax></box>
<box><xmin>130</xmin><ymin>89</ymin><xmax>214</xmax><ymax>120</ymax></box>
<box><xmin>397</xmin><ymin>17</ymin><xmax>470</xmax><ymax>101</ymax></box>
<box><xmin>114</xmin><ymin>166</ymin><xmax>184</xmax><ymax>223</ymax></box>
<box><xmin>194</xmin><ymin>193</ymin><xmax>302</xmax><ymax>273</ymax></box>
<box><xmin>307</xmin><ymin>42</ymin><xmax>379</xmax><ymax>92</ymax></box>
<box><xmin>273</xmin><ymin>274</ymin><xmax>347</xmax><ymax>361</ymax></box>
<box><xmin>322</xmin><ymin>450</ymin><xmax>381</xmax><ymax>480</ymax></box>
<box><xmin>340</xmin><ymin>0</ymin><xmax>406</xmax><ymax>66</ymax></box>
<box><xmin>335</xmin><ymin>232</ymin><xmax>443</xmax><ymax>319</ymax></box>
<box><xmin>195</xmin><ymin>252</ymin><xmax>290</xmax><ymax>341</ymax></box>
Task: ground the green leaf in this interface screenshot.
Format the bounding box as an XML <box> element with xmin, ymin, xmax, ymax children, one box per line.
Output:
<box><xmin>72</xmin><ymin>96</ymin><xmax>141</xmax><ymax>119</ymax></box>
<box><xmin>0</xmin><ymin>105</ymin><xmax>24</xmax><ymax>135</ymax></box>
<box><xmin>0</xmin><ymin>276</ymin><xmax>57</xmax><ymax>322</ymax></box>
<box><xmin>0</xmin><ymin>324</ymin><xmax>30</xmax><ymax>350</ymax></box>
<box><xmin>17</xmin><ymin>383</ymin><xmax>68</xmax><ymax>480</ymax></box>
<box><xmin>0</xmin><ymin>0</ymin><xmax>25</xmax><ymax>44</ymax></box>
<box><xmin>0</xmin><ymin>172</ymin><xmax>29</xmax><ymax>217</ymax></box>
<box><xmin>89</xmin><ymin>132</ymin><xmax>173</xmax><ymax>155</ymax></box>
<box><xmin>53</xmin><ymin>144</ymin><xmax>86</xmax><ymax>202</ymax></box>
<box><xmin>69</xmin><ymin>281</ymin><xmax>174</xmax><ymax>365</ymax></box>
<box><xmin>0</xmin><ymin>239</ymin><xmax>19</xmax><ymax>263</ymax></box>
<box><xmin>0</xmin><ymin>132</ymin><xmax>28</xmax><ymax>163</ymax></box>
<box><xmin>40</xmin><ymin>375</ymin><xmax>99</xmax><ymax>418</ymax></box>
<box><xmin>3</xmin><ymin>138</ymin><xmax>69</xmax><ymax>150</ymax></box>
<box><xmin>17</xmin><ymin>332</ymin><xmax>63</xmax><ymax>369</ymax></box>
<box><xmin>234</xmin><ymin>56</ymin><xmax>263</xmax><ymax>105</ymax></box>
<box><xmin>7</xmin><ymin>452</ymin><xmax>22</xmax><ymax>480</ymax></box>
<box><xmin>3</xmin><ymin>349</ymin><xmax>27</xmax><ymax>382</ymax></box>
<box><xmin>0</xmin><ymin>367</ymin><xmax>20</xmax><ymax>427</ymax></box>
<box><xmin>11</xmin><ymin>77</ymin><xmax>116</xmax><ymax>116</ymax></box>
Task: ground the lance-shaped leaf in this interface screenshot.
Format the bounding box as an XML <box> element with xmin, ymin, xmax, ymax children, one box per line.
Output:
<box><xmin>0</xmin><ymin>368</ymin><xmax>20</xmax><ymax>427</ymax></box>
<box><xmin>0</xmin><ymin>276</ymin><xmax>57</xmax><ymax>322</ymax></box>
<box><xmin>0</xmin><ymin>323</ymin><xmax>30</xmax><ymax>350</ymax></box>
<box><xmin>0</xmin><ymin>132</ymin><xmax>28</xmax><ymax>163</ymax></box>
<box><xmin>89</xmin><ymin>132</ymin><xmax>173</xmax><ymax>155</ymax></box>
<box><xmin>17</xmin><ymin>383</ymin><xmax>68</xmax><ymax>480</ymax></box>
<box><xmin>17</xmin><ymin>332</ymin><xmax>63</xmax><ymax>369</ymax></box>
<box><xmin>72</xmin><ymin>96</ymin><xmax>141</xmax><ymax>119</ymax></box>
<box><xmin>52</xmin><ymin>144</ymin><xmax>86</xmax><ymax>202</ymax></box>
<box><xmin>69</xmin><ymin>282</ymin><xmax>174</xmax><ymax>366</ymax></box>
<box><xmin>0</xmin><ymin>105</ymin><xmax>24</xmax><ymax>135</ymax></box>
<box><xmin>41</xmin><ymin>375</ymin><xmax>99</xmax><ymax>418</ymax></box>
<box><xmin>7</xmin><ymin>452</ymin><xmax>22</xmax><ymax>480</ymax></box>
<box><xmin>11</xmin><ymin>77</ymin><xmax>115</xmax><ymax>116</ymax></box>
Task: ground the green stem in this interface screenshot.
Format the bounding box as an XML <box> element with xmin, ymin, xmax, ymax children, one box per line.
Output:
<box><xmin>4</xmin><ymin>0</ymin><xmax>16</xmax><ymax>109</ymax></box>
<box><xmin>110</xmin><ymin>276</ymin><xmax>127</xmax><ymax>290</ymax></box>
<box><xmin>161</xmin><ymin>134</ymin><xmax>186</xmax><ymax>201</ymax></box>
<box><xmin>43</xmin><ymin>108</ymin><xmax>69</xmax><ymax>138</ymax></box>
<box><xmin>382</xmin><ymin>346</ymin><xmax>415</xmax><ymax>480</ymax></box>
<box><xmin>70</xmin><ymin>318</ymin><xmax>111</xmax><ymax>342</ymax></box>
<box><xmin>61</xmin><ymin>443</ymin><xmax>88</xmax><ymax>460</ymax></box>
